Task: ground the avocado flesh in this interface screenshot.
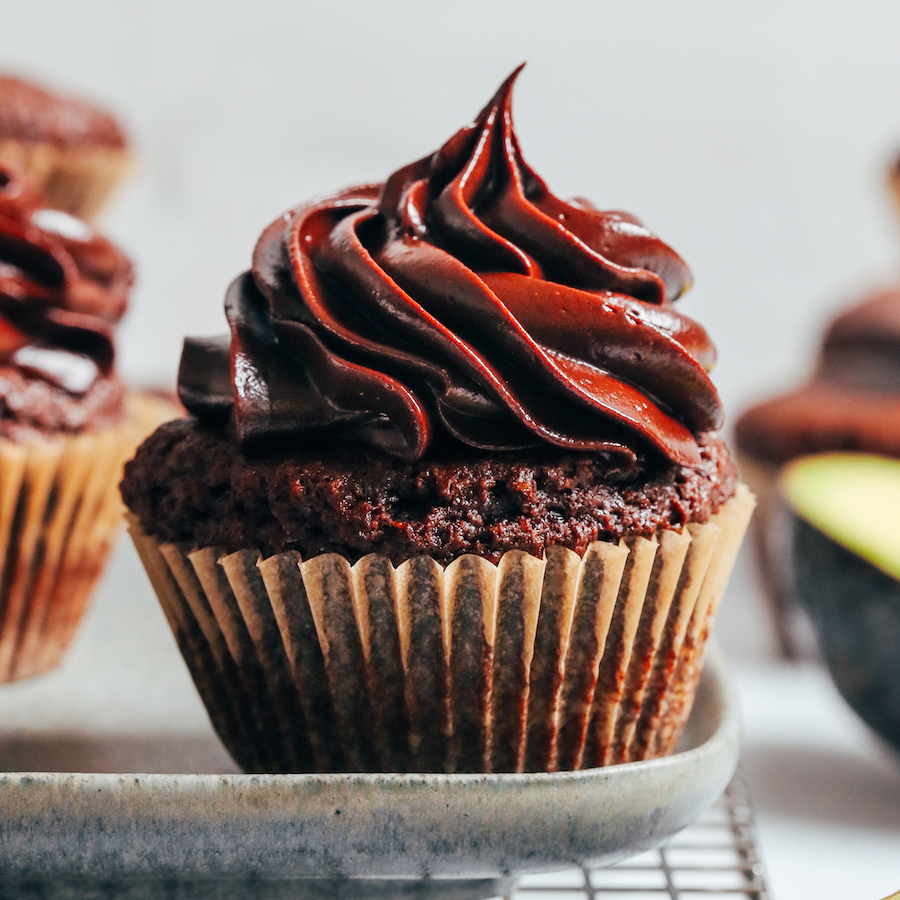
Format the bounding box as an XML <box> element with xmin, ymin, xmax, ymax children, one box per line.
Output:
<box><xmin>783</xmin><ymin>453</ymin><xmax>900</xmax><ymax>752</ymax></box>
<box><xmin>782</xmin><ymin>453</ymin><xmax>900</xmax><ymax>581</ymax></box>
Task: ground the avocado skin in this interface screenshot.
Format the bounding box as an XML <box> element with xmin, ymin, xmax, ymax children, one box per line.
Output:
<box><xmin>792</xmin><ymin>515</ymin><xmax>900</xmax><ymax>752</ymax></box>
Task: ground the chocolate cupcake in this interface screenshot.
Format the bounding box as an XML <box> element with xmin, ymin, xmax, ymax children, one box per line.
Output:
<box><xmin>0</xmin><ymin>165</ymin><xmax>171</xmax><ymax>682</ymax></box>
<box><xmin>736</xmin><ymin>286</ymin><xmax>900</xmax><ymax>657</ymax></box>
<box><xmin>0</xmin><ymin>73</ymin><xmax>130</xmax><ymax>222</ymax></box>
<box><xmin>122</xmin><ymin>68</ymin><xmax>753</xmax><ymax>774</ymax></box>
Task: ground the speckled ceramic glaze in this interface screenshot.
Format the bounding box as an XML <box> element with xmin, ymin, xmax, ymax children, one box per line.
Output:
<box><xmin>0</xmin><ymin>646</ymin><xmax>739</xmax><ymax>899</ymax></box>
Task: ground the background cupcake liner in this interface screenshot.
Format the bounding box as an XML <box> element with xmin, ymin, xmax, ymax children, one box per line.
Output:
<box><xmin>126</xmin><ymin>484</ymin><xmax>754</xmax><ymax>774</ymax></box>
<box><xmin>0</xmin><ymin>139</ymin><xmax>130</xmax><ymax>221</ymax></box>
<box><xmin>734</xmin><ymin>452</ymin><xmax>810</xmax><ymax>659</ymax></box>
<box><xmin>0</xmin><ymin>395</ymin><xmax>175</xmax><ymax>684</ymax></box>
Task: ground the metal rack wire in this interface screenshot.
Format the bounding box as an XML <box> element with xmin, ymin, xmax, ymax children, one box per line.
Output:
<box><xmin>513</xmin><ymin>771</ymin><xmax>769</xmax><ymax>899</ymax></box>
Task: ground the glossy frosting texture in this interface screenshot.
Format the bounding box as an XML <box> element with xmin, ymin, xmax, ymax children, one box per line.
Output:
<box><xmin>180</xmin><ymin>68</ymin><xmax>722</xmax><ymax>466</ymax></box>
<box><xmin>0</xmin><ymin>166</ymin><xmax>130</xmax><ymax>437</ymax></box>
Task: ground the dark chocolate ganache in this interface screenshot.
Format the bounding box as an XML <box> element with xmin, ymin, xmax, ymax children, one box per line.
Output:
<box><xmin>180</xmin><ymin>66</ymin><xmax>722</xmax><ymax>468</ymax></box>
<box><xmin>0</xmin><ymin>165</ymin><xmax>129</xmax><ymax>438</ymax></box>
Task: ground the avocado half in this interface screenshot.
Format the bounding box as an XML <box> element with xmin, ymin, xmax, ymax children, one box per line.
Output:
<box><xmin>783</xmin><ymin>453</ymin><xmax>900</xmax><ymax>753</ymax></box>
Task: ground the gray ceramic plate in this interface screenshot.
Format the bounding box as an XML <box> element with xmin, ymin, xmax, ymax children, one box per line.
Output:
<box><xmin>0</xmin><ymin>644</ymin><xmax>739</xmax><ymax>900</ymax></box>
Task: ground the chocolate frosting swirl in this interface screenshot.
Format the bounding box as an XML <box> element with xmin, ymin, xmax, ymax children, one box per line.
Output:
<box><xmin>0</xmin><ymin>165</ymin><xmax>130</xmax><ymax>436</ymax></box>
<box><xmin>180</xmin><ymin>67</ymin><xmax>722</xmax><ymax>466</ymax></box>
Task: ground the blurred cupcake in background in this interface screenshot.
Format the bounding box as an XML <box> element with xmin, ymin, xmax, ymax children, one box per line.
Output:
<box><xmin>0</xmin><ymin>73</ymin><xmax>130</xmax><ymax>222</ymax></box>
<box><xmin>0</xmin><ymin>164</ymin><xmax>172</xmax><ymax>683</ymax></box>
<box><xmin>736</xmin><ymin>153</ymin><xmax>900</xmax><ymax>658</ymax></box>
<box><xmin>737</xmin><ymin>289</ymin><xmax>900</xmax><ymax>657</ymax></box>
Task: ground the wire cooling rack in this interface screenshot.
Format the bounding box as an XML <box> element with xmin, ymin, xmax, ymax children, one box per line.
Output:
<box><xmin>512</xmin><ymin>771</ymin><xmax>769</xmax><ymax>900</ymax></box>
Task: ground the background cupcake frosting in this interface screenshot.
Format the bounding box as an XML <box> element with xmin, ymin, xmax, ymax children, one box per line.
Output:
<box><xmin>0</xmin><ymin>167</ymin><xmax>130</xmax><ymax>439</ymax></box>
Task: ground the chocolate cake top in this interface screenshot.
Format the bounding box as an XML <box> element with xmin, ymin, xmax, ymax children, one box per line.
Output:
<box><xmin>179</xmin><ymin>66</ymin><xmax>723</xmax><ymax>469</ymax></box>
<box><xmin>0</xmin><ymin>165</ymin><xmax>130</xmax><ymax>438</ymax></box>
<box><xmin>0</xmin><ymin>74</ymin><xmax>127</xmax><ymax>149</ymax></box>
<box><xmin>122</xmin><ymin>417</ymin><xmax>737</xmax><ymax>565</ymax></box>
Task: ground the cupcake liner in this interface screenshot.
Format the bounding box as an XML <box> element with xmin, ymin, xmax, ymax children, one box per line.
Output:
<box><xmin>598</xmin><ymin>529</ymin><xmax>692</xmax><ymax>767</ymax></box>
<box><xmin>649</xmin><ymin>484</ymin><xmax>756</xmax><ymax>758</ymax></box>
<box><xmin>0</xmin><ymin>139</ymin><xmax>131</xmax><ymax>221</ymax></box>
<box><xmin>132</xmin><ymin>532</ymin><xmax>265</xmax><ymax>772</ymax></box>
<box><xmin>396</xmin><ymin>556</ymin><xmax>451</xmax><ymax>772</ymax></box>
<box><xmin>160</xmin><ymin>544</ymin><xmax>278</xmax><ymax>773</ymax></box>
<box><xmin>192</xmin><ymin>547</ymin><xmax>310</xmax><ymax>772</ymax></box>
<box><xmin>126</xmin><ymin>484</ymin><xmax>754</xmax><ymax>774</ymax></box>
<box><xmin>552</xmin><ymin>541</ymin><xmax>630</xmax><ymax>772</ymax></box>
<box><xmin>0</xmin><ymin>395</ymin><xmax>176</xmax><ymax>683</ymax></box>
<box><xmin>625</xmin><ymin>520</ymin><xmax>721</xmax><ymax>762</ymax></box>
<box><xmin>354</xmin><ymin>555</ymin><xmax>409</xmax><ymax>772</ymax></box>
<box><xmin>490</xmin><ymin>551</ymin><xmax>544</xmax><ymax>773</ymax></box>
<box><xmin>735</xmin><ymin>452</ymin><xmax>813</xmax><ymax>659</ymax></box>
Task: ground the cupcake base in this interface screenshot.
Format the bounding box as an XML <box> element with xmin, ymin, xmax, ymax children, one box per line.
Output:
<box><xmin>127</xmin><ymin>484</ymin><xmax>754</xmax><ymax>774</ymax></box>
<box><xmin>0</xmin><ymin>394</ymin><xmax>176</xmax><ymax>683</ymax></box>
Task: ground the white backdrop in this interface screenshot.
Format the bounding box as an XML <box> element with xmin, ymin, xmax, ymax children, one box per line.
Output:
<box><xmin>5</xmin><ymin>0</ymin><xmax>900</xmax><ymax>656</ymax></box>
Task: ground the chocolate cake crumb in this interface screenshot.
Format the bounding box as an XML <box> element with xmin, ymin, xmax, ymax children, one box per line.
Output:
<box><xmin>121</xmin><ymin>418</ymin><xmax>737</xmax><ymax>565</ymax></box>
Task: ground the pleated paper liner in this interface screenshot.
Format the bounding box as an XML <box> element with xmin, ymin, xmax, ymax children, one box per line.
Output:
<box><xmin>0</xmin><ymin>393</ymin><xmax>178</xmax><ymax>684</ymax></box>
<box><xmin>735</xmin><ymin>451</ymin><xmax>810</xmax><ymax>659</ymax></box>
<box><xmin>0</xmin><ymin>139</ymin><xmax>131</xmax><ymax>221</ymax></box>
<box><xmin>126</xmin><ymin>484</ymin><xmax>755</xmax><ymax>774</ymax></box>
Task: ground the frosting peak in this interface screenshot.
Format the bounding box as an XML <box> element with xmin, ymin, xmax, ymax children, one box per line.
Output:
<box><xmin>180</xmin><ymin>68</ymin><xmax>722</xmax><ymax>466</ymax></box>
